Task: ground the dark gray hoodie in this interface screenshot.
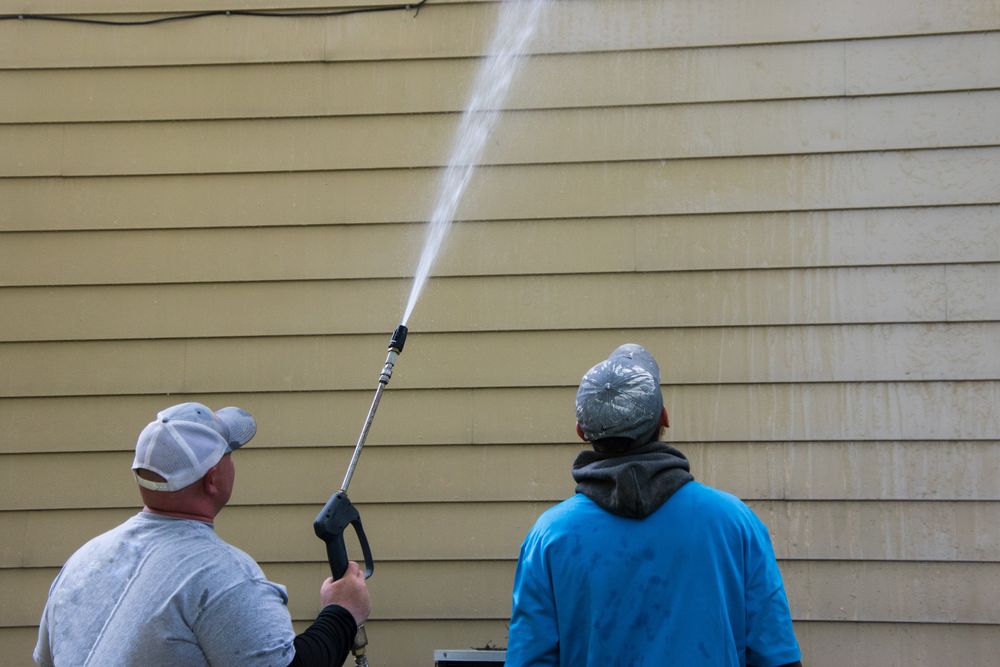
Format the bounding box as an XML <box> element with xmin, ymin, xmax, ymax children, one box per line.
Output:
<box><xmin>571</xmin><ymin>441</ymin><xmax>694</xmax><ymax>519</ymax></box>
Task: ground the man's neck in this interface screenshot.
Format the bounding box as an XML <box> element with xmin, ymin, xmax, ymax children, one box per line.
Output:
<box><xmin>142</xmin><ymin>506</ymin><xmax>214</xmax><ymax>526</ymax></box>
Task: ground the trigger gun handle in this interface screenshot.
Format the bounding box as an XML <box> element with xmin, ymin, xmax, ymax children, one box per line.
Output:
<box><xmin>313</xmin><ymin>491</ymin><xmax>374</xmax><ymax>580</ymax></box>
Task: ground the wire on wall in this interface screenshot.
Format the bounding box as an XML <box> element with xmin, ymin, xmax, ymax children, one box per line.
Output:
<box><xmin>0</xmin><ymin>1</ymin><xmax>429</xmax><ymax>25</ymax></box>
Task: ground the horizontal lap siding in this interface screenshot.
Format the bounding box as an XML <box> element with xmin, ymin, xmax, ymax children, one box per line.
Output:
<box><xmin>2</xmin><ymin>2</ymin><xmax>999</xmax><ymax>667</ymax></box>
<box><xmin>4</xmin><ymin>264</ymin><xmax>1000</xmax><ymax>340</ymax></box>
<box><xmin>4</xmin><ymin>439</ymin><xmax>1000</xmax><ymax>511</ymax></box>
<box><xmin>3</xmin><ymin>324</ymin><xmax>1000</xmax><ymax>397</ymax></box>
<box><xmin>4</xmin><ymin>0</ymin><xmax>1000</xmax><ymax>68</ymax></box>
<box><xmin>7</xmin><ymin>91</ymin><xmax>1000</xmax><ymax>176</ymax></box>
<box><xmin>4</xmin><ymin>148</ymin><xmax>999</xmax><ymax>231</ymax></box>
<box><xmin>6</xmin><ymin>387</ymin><xmax>999</xmax><ymax>454</ymax></box>
<box><xmin>1</xmin><ymin>206</ymin><xmax>998</xmax><ymax>285</ymax></box>
<box><xmin>2</xmin><ymin>33</ymin><xmax>998</xmax><ymax>123</ymax></box>
<box><xmin>4</xmin><ymin>500</ymin><xmax>1000</xmax><ymax>568</ymax></box>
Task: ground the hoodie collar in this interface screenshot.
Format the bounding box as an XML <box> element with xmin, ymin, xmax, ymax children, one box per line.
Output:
<box><xmin>572</xmin><ymin>441</ymin><xmax>694</xmax><ymax>519</ymax></box>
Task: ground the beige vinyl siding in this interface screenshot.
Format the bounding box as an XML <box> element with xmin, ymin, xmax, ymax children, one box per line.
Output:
<box><xmin>3</xmin><ymin>32</ymin><xmax>999</xmax><ymax>123</ymax></box>
<box><xmin>5</xmin><ymin>437</ymin><xmax>1000</xmax><ymax>509</ymax></box>
<box><xmin>4</xmin><ymin>0</ymin><xmax>1000</xmax><ymax>68</ymax></box>
<box><xmin>4</xmin><ymin>148</ymin><xmax>999</xmax><ymax>231</ymax></box>
<box><xmin>2</xmin><ymin>1</ymin><xmax>999</xmax><ymax>665</ymax></box>
<box><xmin>3</xmin><ymin>207</ymin><xmax>999</xmax><ymax>286</ymax></box>
<box><xmin>5</xmin><ymin>499</ymin><xmax>1000</xmax><ymax>569</ymax></box>
<box><xmin>4</xmin><ymin>324</ymin><xmax>1000</xmax><ymax>399</ymax></box>
<box><xmin>4</xmin><ymin>264</ymin><xmax>1000</xmax><ymax>341</ymax></box>
<box><xmin>7</xmin><ymin>91</ymin><xmax>1000</xmax><ymax>176</ymax></box>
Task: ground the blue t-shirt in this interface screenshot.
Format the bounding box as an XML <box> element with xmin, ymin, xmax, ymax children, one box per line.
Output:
<box><xmin>506</xmin><ymin>482</ymin><xmax>801</xmax><ymax>667</ymax></box>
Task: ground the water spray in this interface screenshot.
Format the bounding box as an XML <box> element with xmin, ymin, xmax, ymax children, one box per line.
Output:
<box><xmin>311</xmin><ymin>2</ymin><xmax>546</xmax><ymax>663</ymax></box>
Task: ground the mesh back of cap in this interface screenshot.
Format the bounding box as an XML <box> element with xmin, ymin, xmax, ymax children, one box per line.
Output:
<box><xmin>134</xmin><ymin>419</ymin><xmax>227</xmax><ymax>490</ymax></box>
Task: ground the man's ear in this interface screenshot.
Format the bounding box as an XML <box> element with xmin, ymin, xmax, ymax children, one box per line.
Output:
<box><xmin>576</xmin><ymin>423</ymin><xmax>587</xmax><ymax>442</ymax></box>
<box><xmin>661</xmin><ymin>406</ymin><xmax>670</xmax><ymax>429</ymax></box>
<box><xmin>201</xmin><ymin>465</ymin><xmax>220</xmax><ymax>496</ymax></box>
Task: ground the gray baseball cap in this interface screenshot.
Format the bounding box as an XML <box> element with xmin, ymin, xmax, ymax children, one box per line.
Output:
<box><xmin>132</xmin><ymin>402</ymin><xmax>256</xmax><ymax>492</ymax></box>
<box><xmin>576</xmin><ymin>344</ymin><xmax>663</xmax><ymax>442</ymax></box>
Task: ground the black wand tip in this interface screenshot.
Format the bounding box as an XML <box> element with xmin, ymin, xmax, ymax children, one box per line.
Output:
<box><xmin>389</xmin><ymin>324</ymin><xmax>408</xmax><ymax>352</ymax></box>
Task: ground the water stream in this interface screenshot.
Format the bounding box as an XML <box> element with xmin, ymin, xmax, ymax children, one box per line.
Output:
<box><xmin>400</xmin><ymin>0</ymin><xmax>547</xmax><ymax>326</ymax></box>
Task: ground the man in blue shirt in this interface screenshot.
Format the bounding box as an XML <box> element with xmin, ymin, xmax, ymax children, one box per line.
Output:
<box><xmin>506</xmin><ymin>345</ymin><xmax>802</xmax><ymax>667</ymax></box>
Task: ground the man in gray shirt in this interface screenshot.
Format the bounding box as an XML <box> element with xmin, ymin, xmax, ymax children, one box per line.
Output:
<box><xmin>35</xmin><ymin>402</ymin><xmax>370</xmax><ymax>667</ymax></box>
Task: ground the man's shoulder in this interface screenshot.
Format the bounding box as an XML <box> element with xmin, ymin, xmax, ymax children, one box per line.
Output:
<box><xmin>138</xmin><ymin>517</ymin><xmax>279</xmax><ymax>606</ymax></box>
<box><xmin>105</xmin><ymin>513</ymin><xmax>263</xmax><ymax>578</ymax></box>
<box><xmin>678</xmin><ymin>480</ymin><xmax>745</xmax><ymax>506</ymax></box>
<box><xmin>668</xmin><ymin>481</ymin><xmax>761</xmax><ymax>526</ymax></box>
<box><xmin>62</xmin><ymin>513</ymin><xmax>147</xmax><ymax>561</ymax></box>
<box><xmin>177</xmin><ymin>527</ymin><xmax>263</xmax><ymax>578</ymax></box>
<box><xmin>540</xmin><ymin>493</ymin><xmax>601</xmax><ymax>522</ymax></box>
<box><xmin>521</xmin><ymin>495</ymin><xmax>592</xmax><ymax>539</ymax></box>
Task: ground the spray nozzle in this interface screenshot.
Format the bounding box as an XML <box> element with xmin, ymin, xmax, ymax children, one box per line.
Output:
<box><xmin>389</xmin><ymin>324</ymin><xmax>408</xmax><ymax>353</ymax></box>
<box><xmin>378</xmin><ymin>325</ymin><xmax>408</xmax><ymax>385</ymax></box>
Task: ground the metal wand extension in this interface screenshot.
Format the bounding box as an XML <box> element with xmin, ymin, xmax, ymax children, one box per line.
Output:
<box><xmin>343</xmin><ymin>324</ymin><xmax>407</xmax><ymax>667</ymax></box>
<box><xmin>341</xmin><ymin>324</ymin><xmax>408</xmax><ymax>494</ymax></box>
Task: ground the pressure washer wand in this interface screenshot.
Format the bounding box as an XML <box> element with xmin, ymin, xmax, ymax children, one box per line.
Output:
<box><xmin>341</xmin><ymin>324</ymin><xmax>407</xmax><ymax>494</ymax></box>
<box><xmin>313</xmin><ymin>324</ymin><xmax>408</xmax><ymax>667</ymax></box>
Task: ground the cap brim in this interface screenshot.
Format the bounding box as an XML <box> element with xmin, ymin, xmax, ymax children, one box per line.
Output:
<box><xmin>216</xmin><ymin>407</ymin><xmax>257</xmax><ymax>450</ymax></box>
<box><xmin>608</xmin><ymin>344</ymin><xmax>660</xmax><ymax>383</ymax></box>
